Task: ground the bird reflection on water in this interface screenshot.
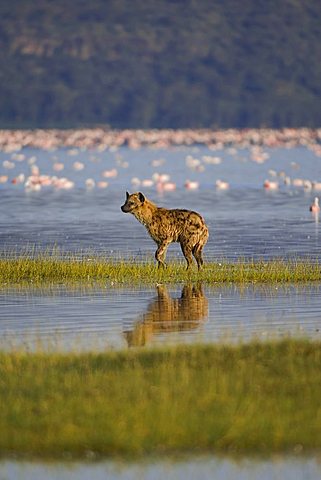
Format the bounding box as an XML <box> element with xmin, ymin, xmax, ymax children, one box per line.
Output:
<box><xmin>124</xmin><ymin>284</ymin><xmax>208</xmax><ymax>347</ymax></box>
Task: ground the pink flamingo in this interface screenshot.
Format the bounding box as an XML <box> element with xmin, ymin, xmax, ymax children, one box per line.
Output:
<box><xmin>102</xmin><ymin>168</ymin><xmax>118</xmax><ymax>178</ymax></box>
<box><xmin>184</xmin><ymin>180</ymin><xmax>199</xmax><ymax>190</ymax></box>
<box><xmin>216</xmin><ymin>179</ymin><xmax>229</xmax><ymax>190</ymax></box>
<box><xmin>310</xmin><ymin>197</ymin><xmax>320</xmax><ymax>213</ymax></box>
<box><xmin>263</xmin><ymin>179</ymin><xmax>278</xmax><ymax>190</ymax></box>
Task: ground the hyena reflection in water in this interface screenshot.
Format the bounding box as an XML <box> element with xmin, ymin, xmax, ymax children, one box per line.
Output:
<box><xmin>123</xmin><ymin>284</ymin><xmax>208</xmax><ymax>347</ymax></box>
<box><xmin>121</xmin><ymin>192</ymin><xmax>209</xmax><ymax>270</ymax></box>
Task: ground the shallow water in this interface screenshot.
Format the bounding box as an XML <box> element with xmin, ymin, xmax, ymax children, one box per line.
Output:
<box><xmin>1</xmin><ymin>284</ymin><xmax>321</xmax><ymax>351</ymax></box>
<box><xmin>1</xmin><ymin>145</ymin><xmax>321</xmax><ymax>260</ymax></box>
<box><xmin>1</xmin><ymin>455</ymin><xmax>321</xmax><ymax>480</ymax></box>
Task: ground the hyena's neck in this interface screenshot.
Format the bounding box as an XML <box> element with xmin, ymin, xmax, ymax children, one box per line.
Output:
<box><xmin>132</xmin><ymin>199</ymin><xmax>158</xmax><ymax>227</ymax></box>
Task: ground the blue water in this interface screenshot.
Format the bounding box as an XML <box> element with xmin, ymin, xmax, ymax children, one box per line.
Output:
<box><xmin>1</xmin><ymin>455</ymin><xmax>321</xmax><ymax>480</ymax></box>
<box><xmin>1</xmin><ymin>284</ymin><xmax>321</xmax><ymax>351</ymax></box>
<box><xmin>0</xmin><ymin>145</ymin><xmax>321</xmax><ymax>260</ymax></box>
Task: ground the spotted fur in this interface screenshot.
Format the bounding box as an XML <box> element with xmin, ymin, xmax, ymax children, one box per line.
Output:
<box><xmin>121</xmin><ymin>191</ymin><xmax>209</xmax><ymax>269</ymax></box>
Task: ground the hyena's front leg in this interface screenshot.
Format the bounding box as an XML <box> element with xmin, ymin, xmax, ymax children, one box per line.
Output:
<box><xmin>155</xmin><ymin>241</ymin><xmax>169</xmax><ymax>269</ymax></box>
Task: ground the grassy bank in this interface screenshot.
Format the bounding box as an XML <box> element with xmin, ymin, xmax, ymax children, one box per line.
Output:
<box><xmin>1</xmin><ymin>256</ymin><xmax>321</xmax><ymax>285</ymax></box>
<box><xmin>1</xmin><ymin>340</ymin><xmax>321</xmax><ymax>458</ymax></box>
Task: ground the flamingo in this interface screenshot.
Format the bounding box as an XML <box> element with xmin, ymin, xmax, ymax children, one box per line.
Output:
<box><xmin>157</xmin><ymin>181</ymin><xmax>176</xmax><ymax>193</ymax></box>
<box><xmin>292</xmin><ymin>178</ymin><xmax>304</xmax><ymax>187</ymax></box>
<box><xmin>312</xmin><ymin>182</ymin><xmax>321</xmax><ymax>191</ymax></box>
<box><xmin>131</xmin><ymin>177</ymin><xmax>141</xmax><ymax>187</ymax></box>
<box><xmin>73</xmin><ymin>161</ymin><xmax>85</xmax><ymax>171</ymax></box>
<box><xmin>310</xmin><ymin>197</ymin><xmax>320</xmax><ymax>213</ymax></box>
<box><xmin>141</xmin><ymin>179</ymin><xmax>154</xmax><ymax>187</ymax></box>
<box><xmin>3</xmin><ymin>160</ymin><xmax>15</xmax><ymax>169</ymax></box>
<box><xmin>97</xmin><ymin>181</ymin><xmax>109</xmax><ymax>189</ymax></box>
<box><xmin>216</xmin><ymin>179</ymin><xmax>229</xmax><ymax>190</ymax></box>
<box><xmin>11</xmin><ymin>173</ymin><xmax>25</xmax><ymax>185</ymax></box>
<box><xmin>184</xmin><ymin>180</ymin><xmax>199</xmax><ymax>190</ymax></box>
<box><xmin>85</xmin><ymin>178</ymin><xmax>95</xmax><ymax>189</ymax></box>
<box><xmin>53</xmin><ymin>162</ymin><xmax>64</xmax><ymax>172</ymax></box>
<box><xmin>102</xmin><ymin>168</ymin><xmax>118</xmax><ymax>178</ymax></box>
<box><xmin>263</xmin><ymin>179</ymin><xmax>278</xmax><ymax>190</ymax></box>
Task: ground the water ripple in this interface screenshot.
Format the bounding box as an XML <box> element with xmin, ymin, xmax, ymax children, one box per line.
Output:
<box><xmin>1</xmin><ymin>284</ymin><xmax>321</xmax><ymax>352</ymax></box>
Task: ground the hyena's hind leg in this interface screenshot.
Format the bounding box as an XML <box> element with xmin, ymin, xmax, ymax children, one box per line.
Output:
<box><xmin>193</xmin><ymin>227</ymin><xmax>209</xmax><ymax>270</ymax></box>
<box><xmin>180</xmin><ymin>242</ymin><xmax>194</xmax><ymax>270</ymax></box>
<box><xmin>192</xmin><ymin>242</ymin><xmax>205</xmax><ymax>270</ymax></box>
<box><xmin>155</xmin><ymin>241</ymin><xmax>169</xmax><ymax>269</ymax></box>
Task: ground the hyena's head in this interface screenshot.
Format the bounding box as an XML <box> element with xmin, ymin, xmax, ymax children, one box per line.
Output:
<box><xmin>121</xmin><ymin>191</ymin><xmax>145</xmax><ymax>213</ymax></box>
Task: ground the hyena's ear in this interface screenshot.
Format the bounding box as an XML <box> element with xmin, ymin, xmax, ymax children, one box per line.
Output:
<box><xmin>126</xmin><ymin>191</ymin><xmax>130</xmax><ymax>200</ymax></box>
<box><xmin>138</xmin><ymin>192</ymin><xmax>145</xmax><ymax>204</ymax></box>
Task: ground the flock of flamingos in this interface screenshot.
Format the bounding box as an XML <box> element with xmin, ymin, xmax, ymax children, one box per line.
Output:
<box><xmin>0</xmin><ymin>127</ymin><xmax>321</xmax><ymax>213</ymax></box>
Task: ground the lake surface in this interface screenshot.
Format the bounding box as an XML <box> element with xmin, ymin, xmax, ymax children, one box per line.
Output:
<box><xmin>1</xmin><ymin>455</ymin><xmax>321</xmax><ymax>480</ymax></box>
<box><xmin>1</xmin><ymin>283</ymin><xmax>321</xmax><ymax>351</ymax></box>
<box><xmin>1</xmin><ymin>145</ymin><xmax>321</xmax><ymax>260</ymax></box>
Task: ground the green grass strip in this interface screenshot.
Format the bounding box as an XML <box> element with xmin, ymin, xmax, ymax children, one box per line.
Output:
<box><xmin>1</xmin><ymin>340</ymin><xmax>321</xmax><ymax>458</ymax></box>
<box><xmin>0</xmin><ymin>257</ymin><xmax>321</xmax><ymax>285</ymax></box>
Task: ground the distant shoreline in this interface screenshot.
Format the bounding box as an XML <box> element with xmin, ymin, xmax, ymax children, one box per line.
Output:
<box><xmin>0</xmin><ymin>127</ymin><xmax>320</xmax><ymax>152</ymax></box>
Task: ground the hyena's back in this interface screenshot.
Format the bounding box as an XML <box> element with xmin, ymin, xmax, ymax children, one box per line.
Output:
<box><xmin>153</xmin><ymin>208</ymin><xmax>208</xmax><ymax>245</ymax></box>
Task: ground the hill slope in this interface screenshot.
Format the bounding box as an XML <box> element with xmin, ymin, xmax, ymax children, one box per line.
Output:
<box><xmin>1</xmin><ymin>0</ymin><xmax>321</xmax><ymax>128</ymax></box>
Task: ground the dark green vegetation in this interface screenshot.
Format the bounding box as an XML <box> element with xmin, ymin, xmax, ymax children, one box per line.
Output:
<box><xmin>1</xmin><ymin>0</ymin><xmax>321</xmax><ymax>129</ymax></box>
<box><xmin>1</xmin><ymin>340</ymin><xmax>321</xmax><ymax>457</ymax></box>
<box><xmin>1</xmin><ymin>256</ymin><xmax>321</xmax><ymax>285</ymax></box>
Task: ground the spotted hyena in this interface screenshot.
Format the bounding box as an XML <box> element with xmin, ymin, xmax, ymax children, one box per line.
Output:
<box><xmin>121</xmin><ymin>191</ymin><xmax>209</xmax><ymax>269</ymax></box>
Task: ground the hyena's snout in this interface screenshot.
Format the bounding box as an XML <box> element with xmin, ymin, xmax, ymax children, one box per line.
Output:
<box><xmin>121</xmin><ymin>203</ymin><xmax>130</xmax><ymax>213</ymax></box>
<box><xmin>121</xmin><ymin>191</ymin><xmax>130</xmax><ymax>212</ymax></box>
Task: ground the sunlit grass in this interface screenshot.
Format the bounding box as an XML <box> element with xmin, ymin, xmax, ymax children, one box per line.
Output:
<box><xmin>0</xmin><ymin>340</ymin><xmax>321</xmax><ymax>458</ymax></box>
<box><xmin>0</xmin><ymin>252</ymin><xmax>320</xmax><ymax>285</ymax></box>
